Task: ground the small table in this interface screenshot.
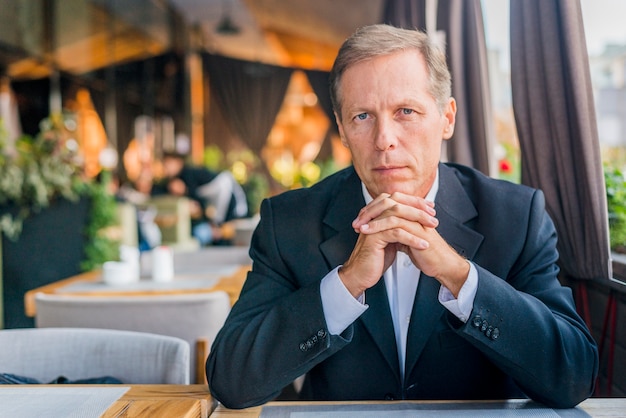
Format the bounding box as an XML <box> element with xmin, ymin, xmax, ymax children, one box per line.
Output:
<box><xmin>24</xmin><ymin>247</ymin><xmax>251</xmax><ymax>317</ymax></box>
<box><xmin>0</xmin><ymin>384</ymin><xmax>214</xmax><ymax>418</ymax></box>
<box><xmin>102</xmin><ymin>384</ymin><xmax>215</xmax><ymax>418</ymax></box>
<box><xmin>210</xmin><ymin>398</ymin><xmax>626</xmax><ymax>417</ymax></box>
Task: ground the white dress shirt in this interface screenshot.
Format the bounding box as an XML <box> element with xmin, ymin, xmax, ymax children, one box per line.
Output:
<box><xmin>320</xmin><ymin>169</ymin><xmax>478</xmax><ymax>378</ymax></box>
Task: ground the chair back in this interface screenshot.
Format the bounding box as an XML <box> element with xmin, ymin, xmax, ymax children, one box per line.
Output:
<box><xmin>0</xmin><ymin>327</ymin><xmax>189</xmax><ymax>384</ymax></box>
<box><xmin>35</xmin><ymin>291</ymin><xmax>231</xmax><ymax>384</ymax></box>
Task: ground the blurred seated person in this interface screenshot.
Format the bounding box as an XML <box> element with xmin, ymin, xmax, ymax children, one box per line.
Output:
<box><xmin>106</xmin><ymin>169</ymin><xmax>162</xmax><ymax>252</ymax></box>
<box><xmin>152</xmin><ymin>152</ymin><xmax>248</xmax><ymax>246</ymax></box>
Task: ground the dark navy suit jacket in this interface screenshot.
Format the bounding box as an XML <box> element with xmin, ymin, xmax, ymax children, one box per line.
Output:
<box><xmin>207</xmin><ymin>163</ymin><xmax>598</xmax><ymax>409</ymax></box>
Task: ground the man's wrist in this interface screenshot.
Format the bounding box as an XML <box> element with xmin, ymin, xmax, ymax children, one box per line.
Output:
<box><xmin>439</xmin><ymin>255</ymin><xmax>471</xmax><ymax>298</ymax></box>
<box><xmin>338</xmin><ymin>265</ymin><xmax>365</xmax><ymax>299</ymax></box>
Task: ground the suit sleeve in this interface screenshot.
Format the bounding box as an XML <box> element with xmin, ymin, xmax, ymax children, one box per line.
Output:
<box><xmin>456</xmin><ymin>190</ymin><xmax>598</xmax><ymax>408</ymax></box>
<box><xmin>206</xmin><ymin>198</ymin><xmax>353</xmax><ymax>409</ymax></box>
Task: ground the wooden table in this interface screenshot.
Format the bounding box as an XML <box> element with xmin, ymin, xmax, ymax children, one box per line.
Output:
<box><xmin>210</xmin><ymin>398</ymin><xmax>626</xmax><ymax>417</ymax></box>
<box><xmin>0</xmin><ymin>384</ymin><xmax>214</xmax><ymax>418</ymax></box>
<box><xmin>102</xmin><ymin>384</ymin><xmax>215</xmax><ymax>418</ymax></box>
<box><xmin>24</xmin><ymin>260</ymin><xmax>250</xmax><ymax>317</ymax></box>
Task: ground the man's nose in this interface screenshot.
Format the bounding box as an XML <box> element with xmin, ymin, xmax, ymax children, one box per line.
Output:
<box><xmin>374</xmin><ymin>117</ymin><xmax>397</xmax><ymax>151</ymax></box>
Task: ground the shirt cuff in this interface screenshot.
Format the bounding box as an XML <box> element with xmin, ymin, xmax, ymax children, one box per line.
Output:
<box><xmin>320</xmin><ymin>266</ymin><xmax>369</xmax><ymax>335</ymax></box>
<box><xmin>438</xmin><ymin>260</ymin><xmax>478</xmax><ymax>323</ymax></box>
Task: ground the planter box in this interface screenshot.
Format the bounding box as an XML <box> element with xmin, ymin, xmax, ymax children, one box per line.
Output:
<box><xmin>1</xmin><ymin>197</ymin><xmax>89</xmax><ymax>328</ymax></box>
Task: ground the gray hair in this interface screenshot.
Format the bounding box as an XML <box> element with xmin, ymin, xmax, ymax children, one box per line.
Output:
<box><xmin>329</xmin><ymin>24</ymin><xmax>451</xmax><ymax>118</ymax></box>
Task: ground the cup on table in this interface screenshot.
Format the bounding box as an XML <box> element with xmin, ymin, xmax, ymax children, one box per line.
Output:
<box><xmin>151</xmin><ymin>246</ymin><xmax>174</xmax><ymax>282</ymax></box>
<box><xmin>102</xmin><ymin>261</ymin><xmax>139</xmax><ymax>285</ymax></box>
<box><xmin>119</xmin><ymin>245</ymin><xmax>141</xmax><ymax>279</ymax></box>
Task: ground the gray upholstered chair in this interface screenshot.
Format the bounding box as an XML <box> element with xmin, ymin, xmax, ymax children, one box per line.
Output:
<box><xmin>0</xmin><ymin>327</ymin><xmax>189</xmax><ymax>384</ymax></box>
<box><xmin>35</xmin><ymin>291</ymin><xmax>231</xmax><ymax>384</ymax></box>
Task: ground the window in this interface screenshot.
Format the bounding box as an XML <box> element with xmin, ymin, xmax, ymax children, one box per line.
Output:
<box><xmin>581</xmin><ymin>0</ymin><xmax>626</xmax><ymax>169</ymax></box>
<box><xmin>482</xmin><ymin>0</ymin><xmax>626</xmax><ymax>179</ymax></box>
<box><xmin>481</xmin><ymin>0</ymin><xmax>519</xmax><ymax>183</ymax></box>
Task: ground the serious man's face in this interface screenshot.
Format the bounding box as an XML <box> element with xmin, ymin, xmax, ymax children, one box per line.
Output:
<box><xmin>335</xmin><ymin>50</ymin><xmax>455</xmax><ymax>198</ymax></box>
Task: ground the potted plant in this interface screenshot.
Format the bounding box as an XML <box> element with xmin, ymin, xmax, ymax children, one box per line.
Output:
<box><xmin>605</xmin><ymin>165</ymin><xmax>626</xmax><ymax>254</ymax></box>
<box><xmin>0</xmin><ymin>115</ymin><xmax>84</xmax><ymax>238</ymax></box>
<box><xmin>0</xmin><ymin>115</ymin><xmax>118</xmax><ymax>328</ymax></box>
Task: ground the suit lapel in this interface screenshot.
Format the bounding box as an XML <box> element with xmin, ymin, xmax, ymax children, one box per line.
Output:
<box><xmin>404</xmin><ymin>164</ymin><xmax>484</xmax><ymax>379</ymax></box>
<box><xmin>319</xmin><ymin>168</ymin><xmax>363</xmax><ymax>268</ymax></box>
<box><xmin>435</xmin><ymin>164</ymin><xmax>484</xmax><ymax>260</ymax></box>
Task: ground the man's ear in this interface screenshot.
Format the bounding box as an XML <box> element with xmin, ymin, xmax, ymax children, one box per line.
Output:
<box><xmin>442</xmin><ymin>98</ymin><xmax>457</xmax><ymax>141</ymax></box>
<box><xmin>335</xmin><ymin>112</ymin><xmax>349</xmax><ymax>148</ymax></box>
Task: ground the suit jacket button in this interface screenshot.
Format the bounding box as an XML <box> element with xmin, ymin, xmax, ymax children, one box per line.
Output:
<box><xmin>480</xmin><ymin>320</ymin><xmax>489</xmax><ymax>332</ymax></box>
<box><xmin>471</xmin><ymin>316</ymin><xmax>482</xmax><ymax>328</ymax></box>
<box><xmin>317</xmin><ymin>329</ymin><xmax>327</xmax><ymax>338</ymax></box>
<box><xmin>490</xmin><ymin>327</ymin><xmax>500</xmax><ymax>340</ymax></box>
<box><xmin>384</xmin><ymin>393</ymin><xmax>396</xmax><ymax>400</ymax></box>
<box><xmin>299</xmin><ymin>343</ymin><xmax>307</xmax><ymax>352</ymax></box>
<box><xmin>485</xmin><ymin>326</ymin><xmax>494</xmax><ymax>338</ymax></box>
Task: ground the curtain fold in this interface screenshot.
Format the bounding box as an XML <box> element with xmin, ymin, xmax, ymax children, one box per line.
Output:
<box><xmin>305</xmin><ymin>70</ymin><xmax>337</xmax><ymax>161</ymax></box>
<box><xmin>382</xmin><ymin>0</ymin><xmax>427</xmax><ymax>30</ymax></box>
<box><xmin>510</xmin><ymin>0</ymin><xmax>611</xmax><ymax>281</ymax></box>
<box><xmin>305</xmin><ymin>70</ymin><xmax>336</xmax><ymax>133</ymax></box>
<box><xmin>203</xmin><ymin>54</ymin><xmax>293</xmax><ymax>158</ymax></box>
<box><xmin>437</xmin><ymin>0</ymin><xmax>495</xmax><ymax>176</ymax></box>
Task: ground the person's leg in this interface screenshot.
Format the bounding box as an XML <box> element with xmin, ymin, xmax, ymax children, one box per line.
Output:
<box><xmin>192</xmin><ymin>222</ymin><xmax>213</xmax><ymax>246</ymax></box>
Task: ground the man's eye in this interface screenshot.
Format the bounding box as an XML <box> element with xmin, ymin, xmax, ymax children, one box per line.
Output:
<box><xmin>401</xmin><ymin>108</ymin><xmax>414</xmax><ymax>115</ymax></box>
<box><xmin>356</xmin><ymin>113</ymin><xmax>368</xmax><ymax>120</ymax></box>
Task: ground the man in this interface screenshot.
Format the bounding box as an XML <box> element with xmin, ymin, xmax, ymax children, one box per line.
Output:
<box><xmin>206</xmin><ymin>24</ymin><xmax>598</xmax><ymax>409</ymax></box>
<box><xmin>153</xmin><ymin>152</ymin><xmax>248</xmax><ymax>245</ymax></box>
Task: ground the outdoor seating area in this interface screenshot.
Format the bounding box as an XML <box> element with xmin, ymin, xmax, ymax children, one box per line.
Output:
<box><xmin>1</xmin><ymin>0</ymin><xmax>626</xmax><ymax>417</ymax></box>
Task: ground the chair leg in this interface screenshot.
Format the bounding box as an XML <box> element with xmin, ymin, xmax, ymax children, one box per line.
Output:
<box><xmin>196</xmin><ymin>338</ymin><xmax>210</xmax><ymax>385</ymax></box>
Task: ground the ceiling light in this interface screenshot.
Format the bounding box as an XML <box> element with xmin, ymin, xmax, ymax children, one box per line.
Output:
<box><xmin>215</xmin><ymin>0</ymin><xmax>240</xmax><ymax>35</ymax></box>
<box><xmin>216</xmin><ymin>15</ymin><xmax>240</xmax><ymax>35</ymax></box>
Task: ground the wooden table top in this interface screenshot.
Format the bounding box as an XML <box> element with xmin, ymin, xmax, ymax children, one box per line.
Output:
<box><xmin>210</xmin><ymin>397</ymin><xmax>626</xmax><ymax>417</ymax></box>
<box><xmin>24</xmin><ymin>263</ymin><xmax>250</xmax><ymax>317</ymax></box>
<box><xmin>0</xmin><ymin>384</ymin><xmax>214</xmax><ymax>418</ymax></box>
<box><xmin>102</xmin><ymin>384</ymin><xmax>215</xmax><ymax>418</ymax></box>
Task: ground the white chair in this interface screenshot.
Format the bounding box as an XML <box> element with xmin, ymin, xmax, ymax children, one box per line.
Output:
<box><xmin>0</xmin><ymin>327</ymin><xmax>189</xmax><ymax>384</ymax></box>
<box><xmin>35</xmin><ymin>291</ymin><xmax>231</xmax><ymax>384</ymax></box>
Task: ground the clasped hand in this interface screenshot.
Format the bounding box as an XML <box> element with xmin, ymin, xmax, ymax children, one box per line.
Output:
<box><xmin>338</xmin><ymin>192</ymin><xmax>469</xmax><ymax>298</ymax></box>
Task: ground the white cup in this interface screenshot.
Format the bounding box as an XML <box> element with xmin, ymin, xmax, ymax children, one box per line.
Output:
<box><xmin>119</xmin><ymin>245</ymin><xmax>141</xmax><ymax>279</ymax></box>
<box><xmin>151</xmin><ymin>246</ymin><xmax>174</xmax><ymax>282</ymax></box>
<box><xmin>102</xmin><ymin>261</ymin><xmax>139</xmax><ymax>285</ymax></box>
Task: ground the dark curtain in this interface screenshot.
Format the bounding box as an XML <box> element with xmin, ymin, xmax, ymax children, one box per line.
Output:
<box><xmin>382</xmin><ymin>0</ymin><xmax>494</xmax><ymax>175</ymax></box>
<box><xmin>437</xmin><ymin>0</ymin><xmax>495</xmax><ymax>176</ymax></box>
<box><xmin>203</xmin><ymin>54</ymin><xmax>293</xmax><ymax>158</ymax></box>
<box><xmin>305</xmin><ymin>70</ymin><xmax>337</xmax><ymax>161</ymax></box>
<box><xmin>510</xmin><ymin>0</ymin><xmax>611</xmax><ymax>281</ymax></box>
<box><xmin>305</xmin><ymin>70</ymin><xmax>337</xmax><ymax>134</ymax></box>
<box><xmin>382</xmin><ymin>0</ymin><xmax>427</xmax><ymax>30</ymax></box>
